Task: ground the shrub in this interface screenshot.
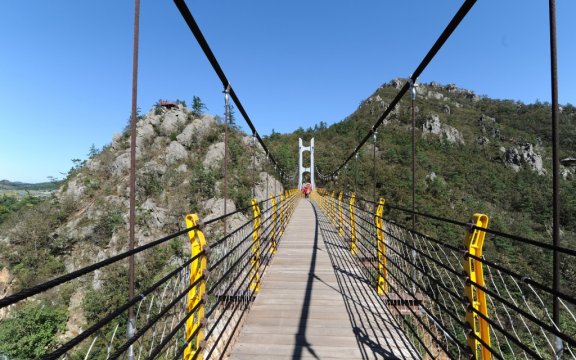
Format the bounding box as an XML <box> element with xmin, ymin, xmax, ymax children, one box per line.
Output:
<box><xmin>0</xmin><ymin>303</ymin><xmax>67</xmax><ymax>359</ymax></box>
<box><xmin>93</xmin><ymin>208</ymin><xmax>124</xmax><ymax>246</ymax></box>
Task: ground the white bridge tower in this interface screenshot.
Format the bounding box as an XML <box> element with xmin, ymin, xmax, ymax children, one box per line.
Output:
<box><xmin>298</xmin><ymin>138</ymin><xmax>315</xmax><ymax>190</ymax></box>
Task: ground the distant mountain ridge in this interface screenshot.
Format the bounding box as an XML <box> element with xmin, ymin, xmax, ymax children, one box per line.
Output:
<box><xmin>0</xmin><ymin>179</ymin><xmax>59</xmax><ymax>191</ymax></box>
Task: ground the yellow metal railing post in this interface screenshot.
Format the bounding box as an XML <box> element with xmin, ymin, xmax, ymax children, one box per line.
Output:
<box><xmin>375</xmin><ymin>198</ymin><xmax>387</xmax><ymax>295</ymax></box>
<box><xmin>270</xmin><ymin>194</ymin><xmax>278</xmax><ymax>254</ymax></box>
<box><xmin>463</xmin><ymin>213</ymin><xmax>491</xmax><ymax>359</ymax></box>
<box><xmin>349</xmin><ymin>193</ymin><xmax>357</xmax><ymax>254</ymax></box>
<box><xmin>184</xmin><ymin>214</ymin><xmax>207</xmax><ymax>360</ymax></box>
<box><xmin>331</xmin><ymin>191</ymin><xmax>336</xmax><ymax>225</ymax></box>
<box><xmin>250</xmin><ymin>199</ymin><xmax>262</xmax><ymax>292</ymax></box>
<box><xmin>338</xmin><ymin>192</ymin><xmax>344</xmax><ymax>237</ymax></box>
<box><xmin>279</xmin><ymin>193</ymin><xmax>286</xmax><ymax>237</ymax></box>
<box><xmin>319</xmin><ymin>190</ymin><xmax>328</xmax><ymax>214</ymax></box>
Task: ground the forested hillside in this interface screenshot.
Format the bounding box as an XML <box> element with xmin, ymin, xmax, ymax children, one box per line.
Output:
<box><xmin>1</xmin><ymin>80</ymin><xmax>575</xmax><ymax>358</ymax></box>
<box><xmin>265</xmin><ymin>79</ymin><xmax>576</xmax><ymax>295</ymax></box>
<box><xmin>0</xmin><ymin>101</ymin><xmax>281</xmax><ymax>358</ymax></box>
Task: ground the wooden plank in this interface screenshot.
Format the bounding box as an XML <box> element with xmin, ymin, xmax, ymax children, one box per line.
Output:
<box><xmin>226</xmin><ymin>199</ymin><xmax>419</xmax><ymax>360</ymax></box>
<box><xmin>231</xmin><ymin>343</ymin><xmax>365</xmax><ymax>358</ymax></box>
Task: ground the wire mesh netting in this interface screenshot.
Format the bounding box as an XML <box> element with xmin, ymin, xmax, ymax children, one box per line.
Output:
<box><xmin>315</xmin><ymin>191</ymin><xmax>576</xmax><ymax>359</ymax></box>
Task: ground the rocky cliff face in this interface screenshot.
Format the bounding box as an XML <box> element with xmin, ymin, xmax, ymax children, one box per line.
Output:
<box><xmin>360</xmin><ymin>79</ymin><xmax>555</xmax><ymax>176</ymax></box>
<box><xmin>56</xmin><ymin>104</ymin><xmax>281</xmax><ymax>249</ymax></box>
<box><xmin>0</xmin><ymin>102</ymin><xmax>283</xmax><ymax>330</ymax></box>
<box><xmin>421</xmin><ymin>113</ymin><xmax>465</xmax><ymax>145</ymax></box>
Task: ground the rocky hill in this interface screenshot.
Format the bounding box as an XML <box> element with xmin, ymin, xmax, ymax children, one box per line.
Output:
<box><xmin>266</xmin><ymin>79</ymin><xmax>576</xmax><ymax>292</ymax></box>
<box><xmin>0</xmin><ymin>102</ymin><xmax>282</xmax><ymax>357</ymax></box>
<box><xmin>1</xmin><ymin>80</ymin><xmax>575</xmax><ymax>357</ymax></box>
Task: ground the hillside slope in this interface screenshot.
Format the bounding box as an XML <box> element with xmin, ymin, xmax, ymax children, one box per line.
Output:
<box><xmin>0</xmin><ymin>102</ymin><xmax>282</xmax><ymax>357</ymax></box>
<box><xmin>266</xmin><ymin>79</ymin><xmax>576</xmax><ymax>292</ymax></box>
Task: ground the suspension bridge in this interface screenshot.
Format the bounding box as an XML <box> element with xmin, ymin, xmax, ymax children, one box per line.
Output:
<box><xmin>1</xmin><ymin>0</ymin><xmax>574</xmax><ymax>359</ymax></box>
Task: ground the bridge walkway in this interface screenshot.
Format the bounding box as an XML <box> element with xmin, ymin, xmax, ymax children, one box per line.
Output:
<box><xmin>229</xmin><ymin>199</ymin><xmax>419</xmax><ymax>359</ymax></box>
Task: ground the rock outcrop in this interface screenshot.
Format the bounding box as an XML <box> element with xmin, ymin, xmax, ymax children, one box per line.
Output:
<box><xmin>501</xmin><ymin>143</ymin><xmax>545</xmax><ymax>175</ymax></box>
<box><xmin>478</xmin><ymin>114</ymin><xmax>501</xmax><ymax>139</ymax></box>
<box><xmin>203</xmin><ymin>142</ymin><xmax>225</xmax><ymax>169</ymax></box>
<box><xmin>422</xmin><ymin>113</ymin><xmax>465</xmax><ymax>145</ymax></box>
<box><xmin>0</xmin><ymin>102</ymin><xmax>285</xmax><ymax>339</ymax></box>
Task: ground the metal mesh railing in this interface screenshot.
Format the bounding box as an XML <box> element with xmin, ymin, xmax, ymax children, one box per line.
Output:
<box><xmin>313</xmin><ymin>190</ymin><xmax>576</xmax><ymax>359</ymax></box>
<box><xmin>0</xmin><ymin>191</ymin><xmax>298</xmax><ymax>360</ymax></box>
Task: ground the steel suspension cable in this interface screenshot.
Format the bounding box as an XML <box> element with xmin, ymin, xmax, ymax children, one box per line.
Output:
<box><xmin>144</xmin><ymin>299</ymin><xmax>204</xmax><ymax>360</ymax></box>
<box><xmin>44</xmin><ymin>255</ymin><xmax>203</xmax><ymax>359</ymax></box>
<box><xmin>316</xmin><ymin>197</ymin><xmax>488</xmax><ymax>356</ymax></box>
<box><xmin>465</xmin><ymin>252</ymin><xmax>576</xmax><ymax>306</ymax></box>
<box><xmin>145</xmin><ymin>199</ymin><xmax>295</xmax><ymax>360</ymax></box>
<box><xmin>330</xmin><ymin>0</ymin><xmax>477</xmax><ymax>178</ymax></box>
<box><xmin>173</xmin><ymin>0</ymin><xmax>286</xmax><ymax>178</ymax></box>
<box><xmin>0</xmin><ymin>227</ymin><xmax>193</xmax><ymax>309</ymax></box>
<box><xmin>0</xmin><ymin>204</ymin><xmax>261</xmax><ymax>309</ymax></box>
<box><xmin>329</xmin><ymin>203</ymin><xmax>466</xmax><ymax>309</ymax></box>
<box><xmin>223</xmin><ymin>85</ymin><xmax>230</xmax><ymax>236</ymax></box>
<box><xmin>172</xmin><ymin>223</ymin><xmax>281</xmax><ymax>360</ymax></box>
<box><xmin>344</xmin><ymin>195</ymin><xmax>576</xmax><ymax>356</ymax></box>
<box><xmin>548</xmin><ymin>2</ymin><xmax>561</xmax><ymax>353</ymax></box>
<box><xmin>205</xmin><ymin>195</ymin><xmax>297</xmax><ymax>300</ymax></box>
<box><xmin>128</xmin><ymin>1</ymin><xmax>141</xmax><ymax>356</ymax></box>
<box><xmin>410</xmin><ymin>81</ymin><xmax>416</xmax><ymax>230</ymax></box>
<box><xmin>108</xmin><ymin>271</ymin><xmax>205</xmax><ymax>359</ymax></box>
<box><xmin>316</xmin><ymin>203</ymin><xmax>466</xmax><ymax>357</ymax></box>
<box><xmin>202</xmin><ymin>222</ymin><xmax>278</xmax><ymax>351</ymax></box>
<box><xmin>372</xmin><ymin>131</ymin><xmax>377</xmax><ymax>202</ymax></box>
<box><xmin>365</xmin><ymin>198</ymin><xmax>576</xmax><ymax>256</ymax></box>
<box><xmin>467</xmin><ymin>278</ymin><xmax>576</xmax><ymax>349</ymax></box>
<box><xmin>352</xmin><ymin>210</ymin><xmax>464</xmax><ymax>280</ymax></box>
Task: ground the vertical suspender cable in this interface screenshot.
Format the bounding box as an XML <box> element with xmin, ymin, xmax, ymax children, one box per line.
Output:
<box><xmin>128</xmin><ymin>0</ymin><xmax>141</xmax><ymax>358</ymax></box>
<box><xmin>223</xmin><ymin>86</ymin><xmax>230</xmax><ymax>235</ymax></box>
<box><xmin>252</xmin><ymin>133</ymin><xmax>257</xmax><ymax>198</ymax></box>
<box><xmin>173</xmin><ymin>0</ymin><xmax>285</xmax><ymax>182</ymax></box>
<box><xmin>372</xmin><ymin>130</ymin><xmax>377</xmax><ymax>203</ymax></box>
<box><xmin>410</xmin><ymin>82</ymin><xmax>419</xmax><ymax>295</ymax></box>
<box><xmin>548</xmin><ymin>0</ymin><xmax>562</xmax><ymax>357</ymax></box>
<box><xmin>354</xmin><ymin>153</ymin><xmax>358</xmax><ymax>194</ymax></box>
<box><xmin>328</xmin><ymin>0</ymin><xmax>477</xmax><ymax>179</ymax></box>
<box><xmin>266</xmin><ymin>156</ymin><xmax>270</xmax><ymax>196</ymax></box>
<box><xmin>411</xmin><ymin>81</ymin><xmax>417</xmax><ymax>230</ymax></box>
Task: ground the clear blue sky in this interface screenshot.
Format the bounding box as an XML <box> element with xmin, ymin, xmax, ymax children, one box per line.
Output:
<box><xmin>1</xmin><ymin>1</ymin><xmax>574</xmax><ymax>183</ymax></box>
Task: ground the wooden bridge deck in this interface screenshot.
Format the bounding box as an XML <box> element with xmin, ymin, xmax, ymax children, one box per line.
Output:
<box><xmin>229</xmin><ymin>199</ymin><xmax>419</xmax><ymax>360</ymax></box>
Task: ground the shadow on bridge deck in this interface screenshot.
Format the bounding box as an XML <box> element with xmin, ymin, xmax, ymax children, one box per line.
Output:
<box><xmin>229</xmin><ymin>199</ymin><xmax>419</xmax><ymax>360</ymax></box>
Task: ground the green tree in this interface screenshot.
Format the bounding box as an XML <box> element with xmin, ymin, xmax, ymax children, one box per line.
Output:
<box><xmin>191</xmin><ymin>96</ymin><xmax>207</xmax><ymax>117</ymax></box>
<box><xmin>88</xmin><ymin>144</ymin><xmax>100</xmax><ymax>159</ymax></box>
<box><xmin>225</xmin><ymin>103</ymin><xmax>237</xmax><ymax>127</ymax></box>
<box><xmin>0</xmin><ymin>303</ymin><xmax>67</xmax><ymax>359</ymax></box>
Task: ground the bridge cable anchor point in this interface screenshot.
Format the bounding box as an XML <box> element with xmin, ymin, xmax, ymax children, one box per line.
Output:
<box><xmin>203</xmin><ymin>244</ymin><xmax>212</xmax><ymax>256</ymax></box>
<box><xmin>196</xmin><ymin>218</ymin><xmax>206</xmax><ymax>231</ymax></box>
<box><xmin>465</xmin><ymin>220</ymin><xmax>474</xmax><ymax>233</ymax></box>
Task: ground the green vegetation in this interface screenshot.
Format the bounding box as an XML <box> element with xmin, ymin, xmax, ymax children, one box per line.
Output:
<box><xmin>0</xmin><ymin>98</ymin><xmax>268</xmax><ymax>357</ymax></box>
<box><xmin>0</xmin><ymin>302</ymin><xmax>68</xmax><ymax>359</ymax></box>
<box><xmin>2</xmin><ymin>83</ymin><xmax>574</xmax><ymax>357</ymax></box>
<box><xmin>0</xmin><ymin>179</ymin><xmax>60</xmax><ymax>192</ymax></box>
<box><xmin>0</xmin><ymin>193</ymin><xmax>44</xmax><ymax>225</ymax></box>
<box><xmin>191</xmin><ymin>95</ymin><xmax>207</xmax><ymax>117</ymax></box>
<box><xmin>265</xmin><ymin>80</ymin><xmax>576</xmax><ymax>294</ymax></box>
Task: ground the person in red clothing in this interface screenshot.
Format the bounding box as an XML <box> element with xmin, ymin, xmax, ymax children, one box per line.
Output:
<box><xmin>303</xmin><ymin>183</ymin><xmax>311</xmax><ymax>198</ymax></box>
